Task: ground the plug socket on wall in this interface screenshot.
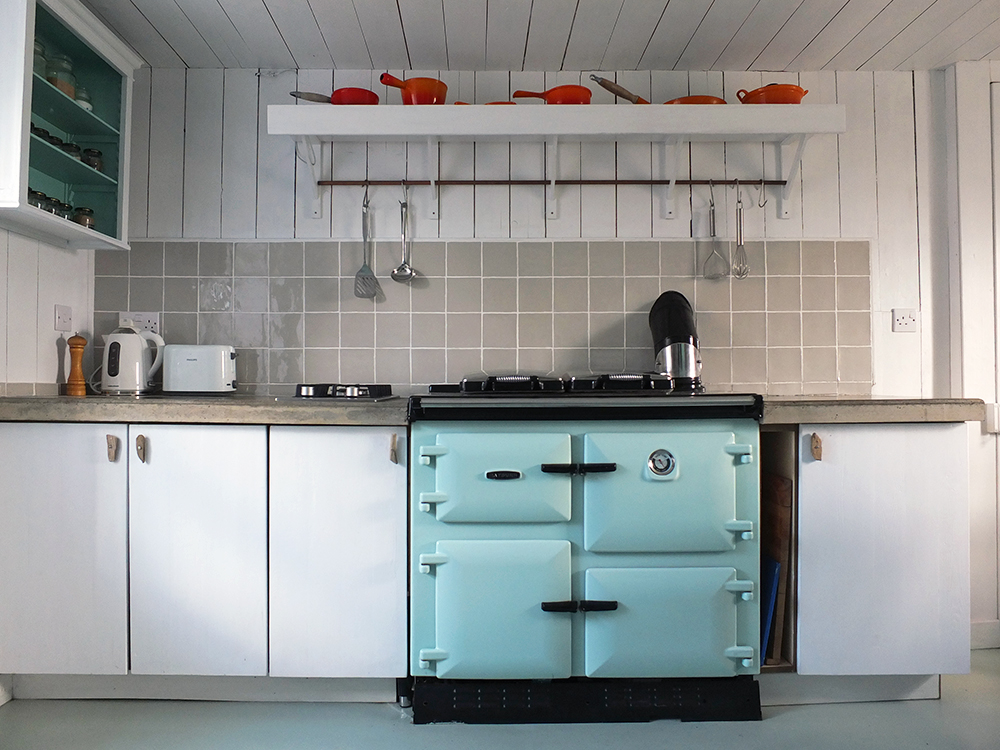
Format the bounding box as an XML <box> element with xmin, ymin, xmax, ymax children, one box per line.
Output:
<box><xmin>54</xmin><ymin>305</ymin><xmax>72</xmax><ymax>332</ymax></box>
<box><xmin>891</xmin><ymin>308</ymin><xmax>918</xmax><ymax>333</ymax></box>
<box><xmin>119</xmin><ymin>312</ymin><xmax>160</xmax><ymax>334</ymax></box>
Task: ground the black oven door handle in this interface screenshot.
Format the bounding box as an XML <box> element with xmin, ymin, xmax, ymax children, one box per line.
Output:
<box><xmin>579</xmin><ymin>600</ymin><xmax>619</xmax><ymax>612</ymax></box>
<box><xmin>540</xmin><ymin>463</ymin><xmax>617</xmax><ymax>475</ymax></box>
<box><xmin>540</xmin><ymin>600</ymin><xmax>579</xmax><ymax>613</ymax></box>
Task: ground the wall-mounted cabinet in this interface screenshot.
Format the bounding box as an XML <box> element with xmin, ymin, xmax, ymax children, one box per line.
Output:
<box><xmin>0</xmin><ymin>0</ymin><xmax>143</xmax><ymax>250</ymax></box>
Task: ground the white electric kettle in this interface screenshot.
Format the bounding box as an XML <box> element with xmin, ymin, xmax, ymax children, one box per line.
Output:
<box><xmin>101</xmin><ymin>325</ymin><xmax>165</xmax><ymax>394</ymax></box>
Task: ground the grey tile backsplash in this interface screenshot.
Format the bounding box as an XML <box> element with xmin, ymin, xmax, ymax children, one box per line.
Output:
<box><xmin>95</xmin><ymin>239</ymin><xmax>873</xmax><ymax>396</ymax></box>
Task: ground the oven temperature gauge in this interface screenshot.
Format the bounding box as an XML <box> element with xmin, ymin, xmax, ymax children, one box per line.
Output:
<box><xmin>647</xmin><ymin>449</ymin><xmax>676</xmax><ymax>476</ymax></box>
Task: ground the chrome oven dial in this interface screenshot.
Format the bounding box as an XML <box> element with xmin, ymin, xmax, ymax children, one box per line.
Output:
<box><xmin>647</xmin><ymin>449</ymin><xmax>676</xmax><ymax>476</ymax></box>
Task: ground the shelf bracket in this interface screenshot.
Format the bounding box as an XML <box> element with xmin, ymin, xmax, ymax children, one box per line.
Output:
<box><xmin>426</xmin><ymin>137</ymin><xmax>439</xmax><ymax>220</ymax></box>
<box><xmin>774</xmin><ymin>134</ymin><xmax>809</xmax><ymax>220</ymax></box>
<box><xmin>546</xmin><ymin>136</ymin><xmax>559</xmax><ymax>219</ymax></box>
<box><xmin>294</xmin><ymin>136</ymin><xmax>324</xmax><ymax>219</ymax></box>
<box><xmin>658</xmin><ymin>137</ymin><xmax>685</xmax><ymax>219</ymax></box>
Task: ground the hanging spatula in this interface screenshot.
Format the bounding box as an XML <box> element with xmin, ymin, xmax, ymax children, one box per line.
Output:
<box><xmin>354</xmin><ymin>188</ymin><xmax>380</xmax><ymax>299</ymax></box>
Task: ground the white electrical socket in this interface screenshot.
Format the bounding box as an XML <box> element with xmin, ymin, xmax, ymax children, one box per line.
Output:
<box><xmin>54</xmin><ymin>304</ymin><xmax>72</xmax><ymax>332</ymax></box>
<box><xmin>891</xmin><ymin>308</ymin><xmax>918</xmax><ymax>332</ymax></box>
<box><xmin>119</xmin><ymin>311</ymin><xmax>160</xmax><ymax>334</ymax></box>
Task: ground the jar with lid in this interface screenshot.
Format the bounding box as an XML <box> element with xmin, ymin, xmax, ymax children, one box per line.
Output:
<box><xmin>32</xmin><ymin>40</ymin><xmax>46</xmax><ymax>76</ymax></box>
<box><xmin>75</xmin><ymin>87</ymin><xmax>93</xmax><ymax>112</ymax></box>
<box><xmin>72</xmin><ymin>207</ymin><xmax>95</xmax><ymax>229</ymax></box>
<box><xmin>56</xmin><ymin>201</ymin><xmax>73</xmax><ymax>220</ymax></box>
<box><xmin>27</xmin><ymin>190</ymin><xmax>46</xmax><ymax>209</ymax></box>
<box><xmin>81</xmin><ymin>148</ymin><xmax>103</xmax><ymax>172</ymax></box>
<box><xmin>45</xmin><ymin>53</ymin><xmax>75</xmax><ymax>98</ymax></box>
<box><xmin>59</xmin><ymin>142</ymin><xmax>82</xmax><ymax>160</ymax></box>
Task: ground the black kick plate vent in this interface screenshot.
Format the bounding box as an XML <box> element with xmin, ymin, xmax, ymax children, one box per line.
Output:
<box><xmin>409</xmin><ymin>676</ymin><xmax>761</xmax><ymax>724</ymax></box>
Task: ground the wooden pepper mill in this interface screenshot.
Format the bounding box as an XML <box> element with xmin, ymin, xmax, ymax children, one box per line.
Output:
<box><xmin>67</xmin><ymin>333</ymin><xmax>88</xmax><ymax>397</ymax></box>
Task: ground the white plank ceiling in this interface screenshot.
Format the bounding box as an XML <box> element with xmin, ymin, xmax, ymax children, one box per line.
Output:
<box><xmin>79</xmin><ymin>0</ymin><xmax>1000</xmax><ymax>71</ymax></box>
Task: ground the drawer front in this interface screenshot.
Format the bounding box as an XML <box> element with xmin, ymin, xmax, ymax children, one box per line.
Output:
<box><xmin>422</xmin><ymin>540</ymin><xmax>572</xmax><ymax>679</ymax></box>
<box><xmin>583</xmin><ymin>567</ymin><xmax>754</xmax><ymax>678</ymax></box>
<box><xmin>583</xmin><ymin>431</ymin><xmax>748</xmax><ymax>552</ymax></box>
<box><xmin>422</xmin><ymin>432</ymin><xmax>572</xmax><ymax>523</ymax></box>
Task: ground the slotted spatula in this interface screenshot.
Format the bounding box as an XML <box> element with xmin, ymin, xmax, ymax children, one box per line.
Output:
<box><xmin>354</xmin><ymin>188</ymin><xmax>380</xmax><ymax>299</ymax></box>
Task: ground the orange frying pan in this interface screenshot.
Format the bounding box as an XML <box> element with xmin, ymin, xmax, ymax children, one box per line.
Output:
<box><xmin>512</xmin><ymin>84</ymin><xmax>592</xmax><ymax>104</ymax></box>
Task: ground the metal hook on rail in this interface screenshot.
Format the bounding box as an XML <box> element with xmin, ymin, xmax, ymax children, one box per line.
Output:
<box><xmin>757</xmin><ymin>178</ymin><xmax>768</xmax><ymax>208</ymax></box>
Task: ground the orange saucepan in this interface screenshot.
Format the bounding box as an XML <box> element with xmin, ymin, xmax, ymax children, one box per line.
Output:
<box><xmin>380</xmin><ymin>73</ymin><xmax>448</xmax><ymax>104</ymax></box>
<box><xmin>665</xmin><ymin>95</ymin><xmax>727</xmax><ymax>105</ymax></box>
<box><xmin>736</xmin><ymin>84</ymin><xmax>808</xmax><ymax>104</ymax></box>
<box><xmin>512</xmin><ymin>84</ymin><xmax>592</xmax><ymax>104</ymax></box>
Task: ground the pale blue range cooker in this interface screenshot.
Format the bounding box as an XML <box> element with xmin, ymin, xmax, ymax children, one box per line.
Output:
<box><xmin>406</xmin><ymin>374</ymin><xmax>764</xmax><ymax>723</ymax></box>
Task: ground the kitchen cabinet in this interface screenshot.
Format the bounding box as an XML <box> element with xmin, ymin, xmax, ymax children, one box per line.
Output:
<box><xmin>0</xmin><ymin>422</ymin><xmax>128</xmax><ymax>674</ymax></box>
<box><xmin>268</xmin><ymin>426</ymin><xmax>407</xmax><ymax>678</ymax></box>
<box><xmin>0</xmin><ymin>0</ymin><xmax>141</xmax><ymax>250</ymax></box>
<box><xmin>796</xmin><ymin>422</ymin><xmax>970</xmax><ymax>675</ymax></box>
<box><xmin>128</xmin><ymin>424</ymin><xmax>268</xmax><ymax>676</ymax></box>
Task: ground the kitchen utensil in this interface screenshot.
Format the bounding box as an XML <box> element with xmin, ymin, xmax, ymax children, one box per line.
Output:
<box><xmin>732</xmin><ymin>186</ymin><xmax>749</xmax><ymax>279</ymax></box>
<box><xmin>67</xmin><ymin>333</ymin><xmax>87</xmax><ymax>397</ymax></box>
<box><xmin>736</xmin><ymin>83</ymin><xmax>808</xmax><ymax>104</ymax></box>
<box><xmin>512</xmin><ymin>84</ymin><xmax>592</xmax><ymax>104</ymax></box>
<box><xmin>379</xmin><ymin>73</ymin><xmax>447</xmax><ymax>104</ymax></box>
<box><xmin>354</xmin><ymin>188</ymin><xmax>380</xmax><ymax>299</ymax></box>
<box><xmin>100</xmin><ymin>325</ymin><xmax>165</xmax><ymax>394</ymax></box>
<box><xmin>702</xmin><ymin>183</ymin><xmax>729</xmax><ymax>280</ymax></box>
<box><xmin>391</xmin><ymin>184</ymin><xmax>416</xmax><ymax>283</ymax></box>
<box><xmin>290</xmin><ymin>88</ymin><xmax>380</xmax><ymax>104</ymax></box>
<box><xmin>665</xmin><ymin>95</ymin><xmax>727</xmax><ymax>105</ymax></box>
<box><xmin>162</xmin><ymin>345</ymin><xmax>237</xmax><ymax>393</ymax></box>
<box><xmin>649</xmin><ymin>290</ymin><xmax>703</xmax><ymax>391</ymax></box>
<box><xmin>588</xmin><ymin>75</ymin><xmax>649</xmax><ymax>104</ymax></box>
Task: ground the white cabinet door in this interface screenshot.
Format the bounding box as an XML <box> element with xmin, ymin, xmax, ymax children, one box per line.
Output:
<box><xmin>269</xmin><ymin>426</ymin><xmax>407</xmax><ymax>677</ymax></box>
<box><xmin>128</xmin><ymin>424</ymin><xmax>268</xmax><ymax>675</ymax></box>
<box><xmin>797</xmin><ymin>423</ymin><xmax>970</xmax><ymax>675</ymax></box>
<box><xmin>0</xmin><ymin>422</ymin><xmax>128</xmax><ymax>673</ymax></box>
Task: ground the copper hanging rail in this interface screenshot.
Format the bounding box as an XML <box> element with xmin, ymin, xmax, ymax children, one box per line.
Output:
<box><xmin>316</xmin><ymin>178</ymin><xmax>786</xmax><ymax>187</ymax></box>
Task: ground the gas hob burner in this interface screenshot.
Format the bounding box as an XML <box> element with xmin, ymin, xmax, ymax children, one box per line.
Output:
<box><xmin>567</xmin><ymin>373</ymin><xmax>673</xmax><ymax>392</ymax></box>
<box><xmin>427</xmin><ymin>373</ymin><xmax>699</xmax><ymax>396</ymax></box>
<box><xmin>428</xmin><ymin>374</ymin><xmax>565</xmax><ymax>394</ymax></box>
<box><xmin>295</xmin><ymin>383</ymin><xmax>393</xmax><ymax>400</ymax></box>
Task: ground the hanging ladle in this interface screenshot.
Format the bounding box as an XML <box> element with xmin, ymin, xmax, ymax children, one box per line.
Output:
<box><xmin>391</xmin><ymin>183</ymin><xmax>417</xmax><ymax>283</ymax></box>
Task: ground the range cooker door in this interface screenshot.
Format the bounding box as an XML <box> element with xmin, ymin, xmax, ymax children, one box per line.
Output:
<box><xmin>420</xmin><ymin>432</ymin><xmax>572</xmax><ymax>523</ymax></box>
<box><xmin>583</xmin><ymin>567</ymin><xmax>756</xmax><ymax>677</ymax></box>
<box><xmin>418</xmin><ymin>540</ymin><xmax>572</xmax><ymax>679</ymax></box>
<box><xmin>583</xmin><ymin>431</ymin><xmax>752</xmax><ymax>552</ymax></box>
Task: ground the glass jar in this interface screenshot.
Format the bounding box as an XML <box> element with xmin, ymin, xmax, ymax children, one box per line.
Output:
<box><xmin>44</xmin><ymin>132</ymin><xmax>63</xmax><ymax>148</ymax></box>
<box><xmin>42</xmin><ymin>195</ymin><xmax>60</xmax><ymax>214</ymax></box>
<box><xmin>32</xmin><ymin>40</ymin><xmax>46</xmax><ymax>76</ymax></box>
<box><xmin>75</xmin><ymin>87</ymin><xmax>93</xmax><ymax>112</ymax></box>
<box><xmin>56</xmin><ymin>201</ymin><xmax>73</xmax><ymax>220</ymax></box>
<box><xmin>45</xmin><ymin>53</ymin><xmax>75</xmax><ymax>98</ymax></box>
<box><xmin>59</xmin><ymin>142</ymin><xmax>82</xmax><ymax>160</ymax></box>
<box><xmin>72</xmin><ymin>206</ymin><xmax>95</xmax><ymax>229</ymax></box>
<box><xmin>27</xmin><ymin>189</ymin><xmax>45</xmax><ymax>209</ymax></box>
<box><xmin>81</xmin><ymin>148</ymin><xmax>103</xmax><ymax>172</ymax></box>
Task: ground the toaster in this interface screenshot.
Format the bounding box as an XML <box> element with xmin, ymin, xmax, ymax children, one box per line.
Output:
<box><xmin>162</xmin><ymin>345</ymin><xmax>237</xmax><ymax>394</ymax></box>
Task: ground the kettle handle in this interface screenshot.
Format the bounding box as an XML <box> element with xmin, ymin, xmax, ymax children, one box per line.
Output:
<box><xmin>142</xmin><ymin>331</ymin><xmax>166</xmax><ymax>377</ymax></box>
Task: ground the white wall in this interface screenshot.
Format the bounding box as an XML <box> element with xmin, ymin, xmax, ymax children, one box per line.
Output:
<box><xmin>0</xmin><ymin>228</ymin><xmax>94</xmax><ymax>395</ymax></box>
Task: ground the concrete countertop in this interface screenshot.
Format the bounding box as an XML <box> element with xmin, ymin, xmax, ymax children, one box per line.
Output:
<box><xmin>0</xmin><ymin>394</ymin><xmax>986</xmax><ymax>426</ymax></box>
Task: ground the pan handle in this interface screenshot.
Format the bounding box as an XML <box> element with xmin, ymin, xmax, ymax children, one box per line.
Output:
<box><xmin>290</xmin><ymin>91</ymin><xmax>332</xmax><ymax>103</ymax></box>
<box><xmin>512</xmin><ymin>90</ymin><xmax>545</xmax><ymax>99</ymax></box>
<box><xmin>380</xmin><ymin>72</ymin><xmax>406</xmax><ymax>89</ymax></box>
<box><xmin>588</xmin><ymin>75</ymin><xmax>643</xmax><ymax>104</ymax></box>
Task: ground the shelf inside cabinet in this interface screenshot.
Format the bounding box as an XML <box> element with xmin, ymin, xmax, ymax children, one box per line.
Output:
<box><xmin>29</xmin><ymin>134</ymin><xmax>116</xmax><ymax>187</ymax></box>
<box><xmin>31</xmin><ymin>74</ymin><xmax>119</xmax><ymax>138</ymax></box>
<box><xmin>0</xmin><ymin>204</ymin><xmax>129</xmax><ymax>251</ymax></box>
<box><xmin>267</xmin><ymin>103</ymin><xmax>846</xmax><ymax>143</ymax></box>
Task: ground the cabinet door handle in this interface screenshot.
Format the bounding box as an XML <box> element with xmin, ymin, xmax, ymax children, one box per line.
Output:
<box><xmin>541</xmin><ymin>463</ymin><xmax>617</xmax><ymax>475</ymax></box>
<box><xmin>810</xmin><ymin>432</ymin><xmax>823</xmax><ymax>460</ymax></box>
<box><xmin>579</xmin><ymin>600</ymin><xmax>619</xmax><ymax>612</ymax></box>
<box><xmin>106</xmin><ymin>434</ymin><xmax>119</xmax><ymax>462</ymax></box>
<box><xmin>135</xmin><ymin>434</ymin><xmax>147</xmax><ymax>463</ymax></box>
<box><xmin>390</xmin><ymin>433</ymin><xmax>398</xmax><ymax>464</ymax></box>
<box><xmin>541</xmin><ymin>600</ymin><xmax>578</xmax><ymax>613</ymax></box>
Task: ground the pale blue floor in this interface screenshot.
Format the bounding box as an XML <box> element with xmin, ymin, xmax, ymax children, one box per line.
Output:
<box><xmin>1</xmin><ymin>650</ymin><xmax>999</xmax><ymax>750</ymax></box>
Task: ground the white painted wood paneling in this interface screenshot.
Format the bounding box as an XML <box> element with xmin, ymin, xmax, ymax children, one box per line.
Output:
<box><xmin>788</xmin><ymin>0</ymin><xmax>893</xmax><ymax>71</ymax></box>
<box><xmin>266</xmin><ymin>0</ymin><xmax>335</xmax><ymax>68</ymax></box>
<box><xmin>902</xmin><ymin>0</ymin><xmax>1000</xmax><ymax>70</ymax></box>
<box><xmin>221</xmin><ymin>69</ymin><xmax>259</xmax><ymax>239</ymax></box>
<box><xmin>485</xmin><ymin>0</ymin><xmax>532</xmax><ymax>71</ymax></box>
<box><xmin>754</xmin><ymin>0</ymin><xmax>857</xmax><ymax>72</ymax></box>
<box><xmin>256</xmin><ymin>69</ymin><xmax>297</xmax><ymax>238</ymax></box>
<box><xmin>329</xmin><ymin>70</ymin><xmax>373</xmax><ymax>240</ymax></box>
<box><xmin>442</xmin><ymin>0</ymin><xmax>486</xmax><ymax>70</ymax></box>
<box><xmin>864</xmin><ymin>0</ymin><xmax>982</xmax><ymax>70</ymax></box>
<box><xmin>946</xmin><ymin>18</ymin><xmax>1000</xmax><ymax>68</ymax></box>
<box><xmin>82</xmin><ymin>0</ymin><xmax>183</xmax><ymax>67</ymax></box>
<box><xmin>562</xmin><ymin>0</ymin><xmax>624</xmax><ymax>72</ymax></box>
<box><xmin>129</xmin><ymin>424</ymin><xmax>268</xmax><ymax>676</ymax></box>
<box><xmin>0</xmin><ymin>231</ymin><xmax>7</xmax><ymax>384</ymax></box>
<box><xmin>6</xmin><ymin>233</ymin><xmax>37</xmax><ymax>383</ymax></box>
<box><xmin>688</xmin><ymin>71</ymin><xmax>726</xmax><ymax>239</ymax></box>
<box><xmin>216</xmin><ymin>0</ymin><xmax>295</xmax><ymax>69</ymax></box>
<box><xmin>510</xmin><ymin>71</ymin><xmax>546</xmax><ymax>238</ymax></box>
<box><xmin>311</xmin><ymin>0</ymin><xmax>372</xmax><ymax>69</ymax></box>
<box><xmin>354</xmin><ymin>0</ymin><xmax>409</xmax><ymax>70</ymax></box>
<box><xmin>722</xmin><ymin>71</ymin><xmax>766</xmax><ymax>241</ymax></box>
<box><xmin>798</xmin><ymin>71</ymin><xmax>841</xmax><ymax>238</ymax></box>
<box><xmin>0</xmin><ymin>423</ymin><xmax>128</xmax><ymax>674</ymax></box>
<box><xmin>601</xmin><ymin>1</ymin><xmax>668</xmax><ymax>71</ymax></box>
<box><xmin>182</xmin><ymin>69</ymin><xmax>224</xmax><ymax>238</ymax></box>
<box><xmin>638</xmin><ymin>0</ymin><xmax>713</xmax><ymax>70</ymax></box>
<box><xmin>269</xmin><ymin>426</ymin><xmax>407</xmax><ymax>678</ymax></box>
<box><xmin>836</xmin><ymin>71</ymin><xmax>878</xmax><ymax>240</ymax></box>
<box><xmin>650</xmin><ymin>71</ymin><xmax>693</xmax><ymax>238</ymax></box>
<box><xmin>762</xmin><ymin>72</ymin><xmax>804</xmax><ymax>238</ymax></box>
<box><xmin>173</xmin><ymin>0</ymin><xmax>254</xmax><ymax>67</ymax></box>
<box><xmin>827</xmin><ymin>0</ymin><xmax>939</xmax><ymax>71</ymax></box>
<box><xmin>615</xmin><ymin>71</ymin><xmax>652</xmax><ymax>238</ymax></box>
<box><xmin>293</xmin><ymin>69</ymin><xmax>334</xmax><ymax>239</ymax></box>
<box><xmin>522</xmin><ymin>0</ymin><xmax>576</xmax><ymax>71</ymax></box>
<box><xmin>34</xmin><ymin>244</ymin><xmax>91</xmax><ymax>384</ymax></box>
<box><xmin>128</xmin><ymin>66</ymin><xmax>151</xmax><ymax>239</ymax></box>
<box><xmin>797</xmin><ymin>423</ymin><xmax>970</xmax><ymax>675</ymax></box>
<box><xmin>675</xmin><ymin>0</ymin><xmax>757</xmax><ymax>71</ymax></box>
<box><xmin>130</xmin><ymin>0</ymin><xmax>222</xmax><ymax>67</ymax></box>
<box><xmin>580</xmin><ymin>71</ymin><xmax>616</xmax><ymax>238</ymax></box>
<box><xmin>872</xmin><ymin>71</ymin><xmax>921</xmax><ymax>396</ymax></box>
<box><xmin>473</xmin><ymin>71</ymin><xmax>510</xmax><ymax>238</ymax></box>
<box><xmin>714</xmin><ymin>0</ymin><xmax>803</xmax><ymax>71</ymax></box>
<box><xmin>398</xmin><ymin>0</ymin><xmax>447</xmax><ymax>70</ymax></box>
<box><xmin>146</xmin><ymin>68</ymin><xmax>186</xmax><ymax>238</ymax></box>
